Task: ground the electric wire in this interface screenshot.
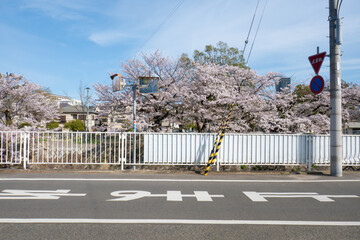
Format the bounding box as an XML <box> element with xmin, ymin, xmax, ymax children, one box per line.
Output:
<box><xmin>338</xmin><ymin>0</ymin><xmax>343</xmax><ymax>12</ymax></box>
<box><xmin>242</xmin><ymin>0</ymin><xmax>260</xmax><ymax>58</ymax></box>
<box><xmin>246</xmin><ymin>0</ymin><xmax>268</xmax><ymax>65</ymax></box>
<box><xmin>337</xmin><ymin>0</ymin><xmax>343</xmax><ymax>16</ymax></box>
<box><xmin>139</xmin><ymin>0</ymin><xmax>185</xmax><ymax>50</ymax></box>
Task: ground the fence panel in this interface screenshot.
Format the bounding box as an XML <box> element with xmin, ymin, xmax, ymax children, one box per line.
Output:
<box><xmin>0</xmin><ymin>131</ymin><xmax>25</xmax><ymax>164</ymax></box>
<box><xmin>219</xmin><ymin>134</ymin><xmax>309</xmax><ymax>165</ymax></box>
<box><xmin>311</xmin><ymin>135</ymin><xmax>330</xmax><ymax>165</ymax></box>
<box><xmin>343</xmin><ymin>135</ymin><xmax>360</xmax><ymax>165</ymax></box>
<box><xmin>25</xmin><ymin>132</ymin><xmax>126</xmax><ymax>165</ymax></box>
<box><xmin>1</xmin><ymin>131</ymin><xmax>359</xmax><ymax>167</ymax></box>
<box><xmin>143</xmin><ymin>133</ymin><xmax>214</xmax><ymax>165</ymax></box>
<box><xmin>311</xmin><ymin>135</ymin><xmax>360</xmax><ymax>166</ymax></box>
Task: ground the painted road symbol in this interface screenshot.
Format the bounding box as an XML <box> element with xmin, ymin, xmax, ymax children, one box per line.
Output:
<box><xmin>0</xmin><ymin>190</ymin><xmax>86</xmax><ymax>200</ymax></box>
<box><xmin>243</xmin><ymin>191</ymin><xmax>359</xmax><ymax>202</ymax></box>
<box><xmin>107</xmin><ymin>190</ymin><xmax>224</xmax><ymax>202</ymax></box>
<box><xmin>2</xmin><ymin>189</ymin><xmax>358</xmax><ymax>203</ymax></box>
<box><xmin>308</xmin><ymin>52</ymin><xmax>326</xmax><ymax>75</ymax></box>
<box><xmin>310</xmin><ymin>75</ymin><xmax>325</xmax><ymax>94</ymax></box>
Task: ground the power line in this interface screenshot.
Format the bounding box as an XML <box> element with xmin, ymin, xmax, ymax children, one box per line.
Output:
<box><xmin>139</xmin><ymin>0</ymin><xmax>185</xmax><ymax>50</ymax></box>
<box><xmin>246</xmin><ymin>0</ymin><xmax>268</xmax><ymax>65</ymax></box>
<box><xmin>338</xmin><ymin>0</ymin><xmax>343</xmax><ymax>13</ymax></box>
<box><xmin>242</xmin><ymin>0</ymin><xmax>260</xmax><ymax>57</ymax></box>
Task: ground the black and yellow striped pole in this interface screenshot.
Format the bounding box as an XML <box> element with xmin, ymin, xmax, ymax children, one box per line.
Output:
<box><xmin>204</xmin><ymin>120</ymin><xmax>224</xmax><ymax>173</ymax></box>
<box><xmin>204</xmin><ymin>103</ymin><xmax>234</xmax><ymax>176</ymax></box>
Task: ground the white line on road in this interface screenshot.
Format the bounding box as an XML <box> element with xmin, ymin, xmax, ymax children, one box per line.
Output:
<box><xmin>243</xmin><ymin>191</ymin><xmax>359</xmax><ymax>202</ymax></box>
<box><xmin>0</xmin><ymin>189</ymin><xmax>86</xmax><ymax>200</ymax></box>
<box><xmin>0</xmin><ymin>178</ymin><xmax>360</xmax><ymax>183</ymax></box>
<box><xmin>0</xmin><ymin>218</ymin><xmax>359</xmax><ymax>226</ymax></box>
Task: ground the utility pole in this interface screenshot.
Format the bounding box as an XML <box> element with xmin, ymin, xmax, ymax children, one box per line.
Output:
<box><xmin>329</xmin><ymin>0</ymin><xmax>342</xmax><ymax>176</ymax></box>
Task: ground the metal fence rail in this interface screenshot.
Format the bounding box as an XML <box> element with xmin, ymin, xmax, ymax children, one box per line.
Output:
<box><xmin>1</xmin><ymin>131</ymin><xmax>359</xmax><ymax>169</ymax></box>
<box><xmin>219</xmin><ymin>134</ymin><xmax>310</xmax><ymax>165</ymax></box>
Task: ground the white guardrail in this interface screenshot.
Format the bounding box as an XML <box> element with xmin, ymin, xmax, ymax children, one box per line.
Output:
<box><xmin>0</xmin><ymin>131</ymin><xmax>359</xmax><ymax>170</ymax></box>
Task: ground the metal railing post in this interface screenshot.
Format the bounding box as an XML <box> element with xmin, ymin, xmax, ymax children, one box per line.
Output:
<box><xmin>23</xmin><ymin>132</ymin><xmax>27</xmax><ymax>170</ymax></box>
<box><xmin>120</xmin><ymin>133</ymin><xmax>124</xmax><ymax>171</ymax></box>
<box><xmin>307</xmin><ymin>136</ymin><xmax>311</xmax><ymax>173</ymax></box>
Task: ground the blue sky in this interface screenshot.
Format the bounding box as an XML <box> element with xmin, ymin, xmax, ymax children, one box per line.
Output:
<box><xmin>1</xmin><ymin>0</ymin><xmax>359</xmax><ymax>99</ymax></box>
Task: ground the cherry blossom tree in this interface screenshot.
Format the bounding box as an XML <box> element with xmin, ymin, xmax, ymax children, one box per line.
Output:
<box><xmin>93</xmin><ymin>51</ymin><xmax>188</xmax><ymax>131</ymax></box>
<box><xmin>181</xmin><ymin>63</ymin><xmax>279</xmax><ymax>132</ymax></box>
<box><xmin>342</xmin><ymin>82</ymin><xmax>360</xmax><ymax>123</ymax></box>
<box><xmin>0</xmin><ymin>73</ymin><xmax>59</xmax><ymax>131</ymax></box>
<box><xmin>93</xmin><ymin>50</ymin><xmax>360</xmax><ymax>134</ymax></box>
<box><xmin>94</xmin><ymin>54</ymin><xmax>280</xmax><ymax>133</ymax></box>
<box><xmin>268</xmin><ymin>87</ymin><xmax>330</xmax><ymax>134</ymax></box>
<box><xmin>267</xmin><ymin>82</ymin><xmax>360</xmax><ymax>134</ymax></box>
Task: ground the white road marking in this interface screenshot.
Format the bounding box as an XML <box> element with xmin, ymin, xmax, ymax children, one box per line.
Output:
<box><xmin>0</xmin><ymin>178</ymin><xmax>360</xmax><ymax>183</ymax></box>
<box><xmin>0</xmin><ymin>190</ymin><xmax>86</xmax><ymax>200</ymax></box>
<box><xmin>243</xmin><ymin>191</ymin><xmax>359</xmax><ymax>202</ymax></box>
<box><xmin>107</xmin><ymin>190</ymin><xmax>224</xmax><ymax>202</ymax></box>
<box><xmin>0</xmin><ymin>218</ymin><xmax>359</xmax><ymax>226</ymax></box>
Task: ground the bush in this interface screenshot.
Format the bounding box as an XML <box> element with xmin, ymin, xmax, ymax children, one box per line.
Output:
<box><xmin>64</xmin><ymin>120</ymin><xmax>85</xmax><ymax>131</ymax></box>
<box><xmin>46</xmin><ymin>121</ymin><xmax>59</xmax><ymax>130</ymax></box>
<box><xmin>18</xmin><ymin>122</ymin><xmax>31</xmax><ymax>129</ymax></box>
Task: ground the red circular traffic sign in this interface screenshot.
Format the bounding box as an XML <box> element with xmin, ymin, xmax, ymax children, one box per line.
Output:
<box><xmin>310</xmin><ymin>75</ymin><xmax>325</xmax><ymax>94</ymax></box>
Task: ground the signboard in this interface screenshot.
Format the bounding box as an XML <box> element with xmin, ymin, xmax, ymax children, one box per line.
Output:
<box><xmin>138</xmin><ymin>77</ymin><xmax>158</xmax><ymax>94</ymax></box>
<box><xmin>111</xmin><ymin>73</ymin><xmax>121</xmax><ymax>92</ymax></box>
<box><xmin>308</xmin><ymin>52</ymin><xmax>326</xmax><ymax>75</ymax></box>
<box><xmin>310</xmin><ymin>75</ymin><xmax>325</xmax><ymax>94</ymax></box>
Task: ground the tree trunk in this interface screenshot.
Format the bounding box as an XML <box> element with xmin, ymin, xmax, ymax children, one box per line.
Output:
<box><xmin>4</xmin><ymin>110</ymin><xmax>12</xmax><ymax>126</ymax></box>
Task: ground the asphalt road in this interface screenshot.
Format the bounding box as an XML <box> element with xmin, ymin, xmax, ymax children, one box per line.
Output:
<box><xmin>0</xmin><ymin>171</ymin><xmax>359</xmax><ymax>240</ymax></box>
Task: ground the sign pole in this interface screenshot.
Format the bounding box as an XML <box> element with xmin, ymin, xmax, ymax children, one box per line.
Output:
<box><xmin>329</xmin><ymin>0</ymin><xmax>342</xmax><ymax>177</ymax></box>
<box><xmin>110</xmin><ymin>75</ymin><xmax>159</xmax><ymax>171</ymax></box>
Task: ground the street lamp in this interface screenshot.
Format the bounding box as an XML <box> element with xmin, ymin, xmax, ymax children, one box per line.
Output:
<box><xmin>86</xmin><ymin>87</ymin><xmax>90</xmax><ymax>132</ymax></box>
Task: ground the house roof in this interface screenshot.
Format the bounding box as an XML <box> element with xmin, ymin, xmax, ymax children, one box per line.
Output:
<box><xmin>60</xmin><ymin>105</ymin><xmax>97</xmax><ymax>114</ymax></box>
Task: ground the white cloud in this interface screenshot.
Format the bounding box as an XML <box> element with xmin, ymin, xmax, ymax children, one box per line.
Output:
<box><xmin>88</xmin><ymin>30</ymin><xmax>139</xmax><ymax>47</ymax></box>
<box><xmin>19</xmin><ymin>0</ymin><xmax>104</xmax><ymax>21</ymax></box>
<box><xmin>341</xmin><ymin>58</ymin><xmax>360</xmax><ymax>71</ymax></box>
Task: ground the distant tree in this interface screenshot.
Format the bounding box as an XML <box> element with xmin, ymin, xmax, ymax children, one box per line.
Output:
<box><xmin>77</xmin><ymin>82</ymin><xmax>92</xmax><ymax>131</ymax></box>
<box><xmin>46</xmin><ymin>121</ymin><xmax>59</xmax><ymax>130</ymax></box>
<box><xmin>293</xmin><ymin>84</ymin><xmax>311</xmax><ymax>101</ymax></box>
<box><xmin>63</xmin><ymin>81</ymin><xmax>92</xmax><ymax>131</ymax></box>
<box><xmin>0</xmin><ymin>73</ymin><xmax>59</xmax><ymax>131</ymax></box>
<box><xmin>181</xmin><ymin>41</ymin><xmax>247</xmax><ymax>68</ymax></box>
<box><xmin>64</xmin><ymin>120</ymin><xmax>85</xmax><ymax>131</ymax></box>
